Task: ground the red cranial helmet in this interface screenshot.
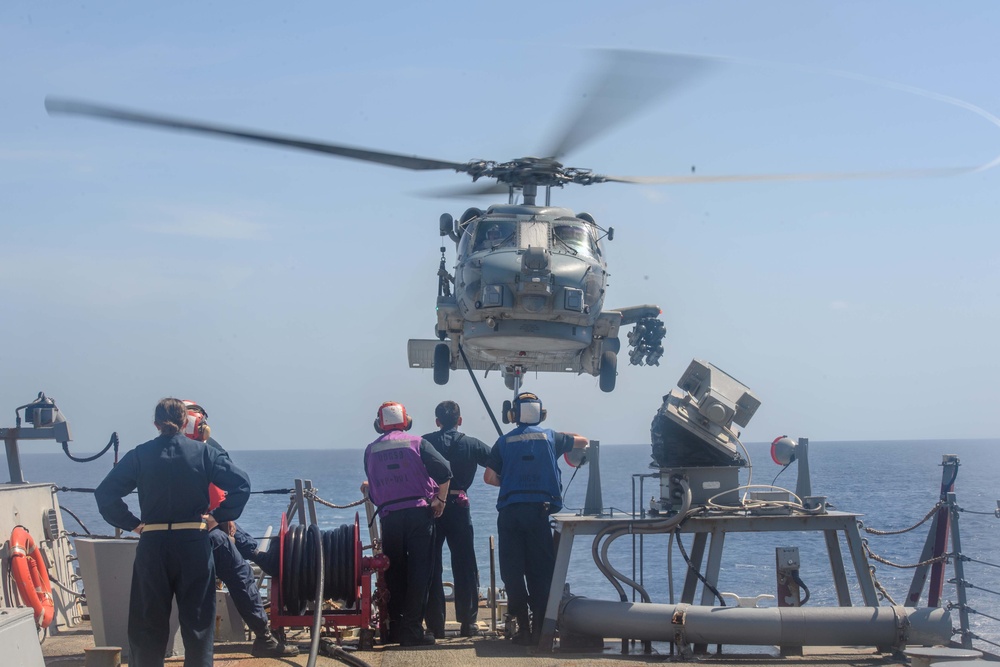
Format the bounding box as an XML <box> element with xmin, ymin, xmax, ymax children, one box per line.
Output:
<box><xmin>374</xmin><ymin>401</ymin><xmax>412</xmax><ymax>433</ymax></box>
<box><xmin>182</xmin><ymin>400</ymin><xmax>208</xmax><ymax>441</ymax></box>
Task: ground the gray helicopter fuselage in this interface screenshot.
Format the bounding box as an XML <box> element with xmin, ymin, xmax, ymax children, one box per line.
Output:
<box><xmin>435</xmin><ymin>204</ymin><xmax>616</xmax><ymax>369</ymax></box>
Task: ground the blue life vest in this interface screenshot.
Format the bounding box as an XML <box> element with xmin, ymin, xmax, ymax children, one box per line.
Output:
<box><xmin>495</xmin><ymin>425</ymin><xmax>562</xmax><ymax>511</ymax></box>
<box><xmin>365</xmin><ymin>431</ymin><xmax>438</xmax><ymax>517</ymax></box>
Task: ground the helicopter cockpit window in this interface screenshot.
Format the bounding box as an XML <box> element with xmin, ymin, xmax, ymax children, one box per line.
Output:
<box><xmin>473</xmin><ymin>220</ymin><xmax>516</xmax><ymax>252</ymax></box>
<box><xmin>553</xmin><ymin>222</ymin><xmax>596</xmax><ymax>257</ymax></box>
<box><xmin>519</xmin><ymin>220</ymin><xmax>549</xmax><ymax>250</ymax></box>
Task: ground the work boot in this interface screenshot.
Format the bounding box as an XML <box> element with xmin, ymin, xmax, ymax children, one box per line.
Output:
<box><xmin>251</xmin><ymin>630</ymin><xmax>299</xmax><ymax>657</ymax></box>
<box><xmin>511</xmin><ymin>614</ymin><xmax>533</xmax><ymax>645</ymax></box>
<box><xmin>460</xmin><ymin>622</ymin><xmax>478</xmax><ymax>637</ymax></box>
<box><xmin>400</xmin><ymin>631</ymin><xmax>436</xmax><ymax>647</ymax></box>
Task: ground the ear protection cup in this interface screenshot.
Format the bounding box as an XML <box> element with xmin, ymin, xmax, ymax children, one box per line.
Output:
<box><xmin>376</xmin><ymin>402</ymin><xmax>410</xmax><ymax>432</ymax></box>
<box><xmin>373</xmin><ymin>419</ymin><xmax>384</xmax><ymax>434</ymax></box>
<box><xmin>510</xmin><ymin>392</ymin><xmax>545</xmax><ymax>425</ymax></box>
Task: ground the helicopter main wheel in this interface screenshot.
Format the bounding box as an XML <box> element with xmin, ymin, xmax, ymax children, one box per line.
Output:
<box><xmin>433</xmin><ymin>343</ymin><xmax>450</xmax><ymax>385</ymax></box>
<box><xmin>599</xmin><ymin>350</ymin><xmax>617</xmax><ymax>393</ymax></box>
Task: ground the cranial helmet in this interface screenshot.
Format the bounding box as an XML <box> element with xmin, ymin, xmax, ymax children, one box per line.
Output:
<box><xmin>374</xmin><ymin>401</ymin><xmax>413</xmax><ymax>434</ymax></box>
<box><xmin>508</xmin><ymin>392</ymin><xmax>546</xmax><ymax>425</ymax></box>
<box><xmin>182</xmin><ymin>400</ymin><xmax>209</xmax><ymax>442</ymax></box>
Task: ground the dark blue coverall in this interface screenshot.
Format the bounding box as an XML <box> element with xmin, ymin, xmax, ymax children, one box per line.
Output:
<box><xmin>202</xmin><ymin>438</ymin><xmax>269</xmax><ymax>638</ymax></box>
<box><xmin>421</xmin><ymin>427</ymin><xmax>491</xmax><ymax>636</ymax></box>
<box><xmin>486</xmin><ymin>429</ymin><xmax>574</xmax><ymax>641</ymax></box>
<box><xmin>95</xmin><ymin>432</ymin><xmax>251</xmax><ymax>667</ymax></box>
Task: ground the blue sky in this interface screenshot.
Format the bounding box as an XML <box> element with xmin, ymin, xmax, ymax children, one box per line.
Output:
<box><xmin>2</xmin><ymin>2</ymin><xmax>998</xmax><ymax>452</ymax></box>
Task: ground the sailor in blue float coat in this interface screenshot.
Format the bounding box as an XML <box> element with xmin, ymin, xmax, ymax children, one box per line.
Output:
<box><xmin>95</xmin><ymin>398</ymin><xmax>251</xmax><ymax>667</ymax></box>
<box><xmin>484</xmin><ymin>392</ymin><xmax>589</xmax><ymax>646</ymax></box>
<box><xmin>361</xmin><ymin>401</ymin><xmax>452</xmax><ymax>647</ymax></box>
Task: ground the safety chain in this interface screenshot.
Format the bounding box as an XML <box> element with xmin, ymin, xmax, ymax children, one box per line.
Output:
<box><xmin>869</xmin><ymin>565</ymin><xmax>898</xmax><ymax>605</ymax></box>
<box><xmin>857</xmin><ymin>501</ymin><xmax>943</xmax><ymax>536</ymax></box>
<box><xmin>302</xmin><ymin>487</ymin><xmax>366</xmax><ymax>510</ymax></box>
<box><xmin>861</xmin><ymin>537</ymin><xmax>949</xmax><ymax>569</ymax></box>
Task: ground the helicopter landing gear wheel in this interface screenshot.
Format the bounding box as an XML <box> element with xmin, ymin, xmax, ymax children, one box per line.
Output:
<box><xmin>599</xmin><ymin>350</ymin><xmax>617</xmax><ymax>393</ymax></box>
<box><xmin>504</xmin><ymin>373</ymin><xmax>516</xmax><ymax>391</ymax></box>
<box><xmin>433</xmin><ymin>343</ymin><xmax>450</xmax><ymax>385</ymax></box>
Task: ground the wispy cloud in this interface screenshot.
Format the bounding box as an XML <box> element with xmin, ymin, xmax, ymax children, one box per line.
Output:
<box><xmin>829</xmin><ymin>300</ymin><xmax>850</xmax><ymax>310</ymax></box>
<box><xmin>138</xmin><ymin>208</ymin><xmax>269</xmax><ymax>240</ymax></box>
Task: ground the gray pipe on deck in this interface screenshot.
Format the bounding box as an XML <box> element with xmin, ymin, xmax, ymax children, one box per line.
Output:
<box><xmin>560</xmin><ymin>599</ymin><xmax>952</xmax><ymax>649</ymax></box>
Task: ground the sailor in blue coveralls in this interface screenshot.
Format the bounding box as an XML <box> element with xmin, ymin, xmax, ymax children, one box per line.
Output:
<box><xmin>95</xmin><ymin>398</ymin><xmax>251</xmax><ymax>667</ymax></box>
<box><xmin>180</xmin><ymin>401</ymin><xmax>297</xmax><ymax>659</ymax></box>
<box><xmin>483</xmin><ymin>392</ymin><xmax>589</xmax><ymax>645</ymax></box>
<box><xmin>421</xmin><ymin>400</ymin><xmax>491</xmax><ymax>638</ymax></box>
<box><xmin>362</xmin><ymin>401</ymin><xmax>452</xmax><ymax>646</ymax></box>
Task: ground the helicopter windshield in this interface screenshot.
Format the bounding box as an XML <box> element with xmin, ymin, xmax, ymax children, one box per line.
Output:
<box><xmin>473</xmin><ymin>220</ymin><xmax>517</xmax><ymax>252</ymax></box>
<box><xmin>553</xmin><ymin>222</ymin><xmax>597</xmax><ymax>257</ymax></box>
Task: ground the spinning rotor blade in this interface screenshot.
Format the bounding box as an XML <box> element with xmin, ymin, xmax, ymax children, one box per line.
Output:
<box><xmin>542</xmin><ymin>50</ymin><xmax>716</xmax><ymax>160</ymax></box>
<box><xmin>45</xmin><ymin>97</ymin><xmax>469</xmax><ymax>172</ymax></box>
<box><xmin>599</xmin><ymin>165</ymin><xmax>978</xmax><ymax>185</ymax></box>
<box><xmin>418</xmin><ymin>182</ymin><xmax>510</xmax><ymax>199</ymax></box>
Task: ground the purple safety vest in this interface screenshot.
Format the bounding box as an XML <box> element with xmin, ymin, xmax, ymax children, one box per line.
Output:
<box><xmin>365</xmin><ymin>431</ymin><xmax>439</xmax><ymax>517</ymax></box>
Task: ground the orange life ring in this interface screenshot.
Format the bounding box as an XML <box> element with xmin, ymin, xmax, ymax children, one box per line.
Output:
<box><xmin>9</xmin><ymin>526</ymin><xmax>54</xmax><ymax>628</ymax></box>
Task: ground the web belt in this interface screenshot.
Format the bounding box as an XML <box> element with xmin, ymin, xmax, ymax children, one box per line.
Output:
<box><xmin>142</xmin><ymin>521</ymin><xmax>207</xmax><ymax>532</ymax></box>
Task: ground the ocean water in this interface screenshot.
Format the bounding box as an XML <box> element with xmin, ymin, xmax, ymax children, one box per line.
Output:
<box><xmin>7</xmin><ymin>438</ymin><xmax>1000</xmax><ymax>648</ymax></box>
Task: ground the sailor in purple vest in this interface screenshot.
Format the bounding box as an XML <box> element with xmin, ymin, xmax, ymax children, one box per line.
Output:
<box><xmin>362</xmin><ymin>401</ymin><xmax>452</xmax><ymax>646</ymax></box>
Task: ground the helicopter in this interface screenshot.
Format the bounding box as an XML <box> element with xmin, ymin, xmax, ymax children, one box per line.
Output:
<box><xmin>44</xmin><ymin>51</ymin><xmax>701</xmax><ymax>394</ymax></box>
<box><xmin>44</xmin><ymin>51</ymin><xmax>966</xmax><ymax>395</ymax></box>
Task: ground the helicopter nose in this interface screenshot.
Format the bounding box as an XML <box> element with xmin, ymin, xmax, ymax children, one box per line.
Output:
<box><xmin>521</xmin><ymin>246</ymin><xmax>549</xmax><ymax>273</ymax></box>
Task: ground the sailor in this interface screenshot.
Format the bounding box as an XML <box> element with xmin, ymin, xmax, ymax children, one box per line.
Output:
<box><xmin>361</xmin><ymin>401</ymin><xmax>452</xmax><ymax>646</ymax></box>
<box><xmin>95</xmin><ymin>397</ymin><xmax>251</xmax><ymax>667</ymax></box>
<box><xmin>181</xmin><ymin>401</ymin><xmax>298</xmax><ymax>659</ymax></box>
<box><xmin>483</xmin><ymin>391</ymin><xmax>588</xmax><ymax>645</ymax></box>
<box><xmin>421</xmin><ymin>400</ymin><xmax>491</xmax><ymax>638</ymax></box>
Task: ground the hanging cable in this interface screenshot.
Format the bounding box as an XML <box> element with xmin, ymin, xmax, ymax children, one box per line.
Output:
<box><xmin>673</xmin><ymin>524</ymin><xmax>727</xmax><ymax>606</ymax></box>
<box><xmin>458</xmin><ymin>342</ymin><xmax>502</xmax><ymax>436</ymax></box>
<box><xmin>62</xmin><ymin>432</ymin><xmax>119</xmax><ymax>463</ymax></box>
<box><xmin>59</xmin><ymin>506</ymin><xmax>92</xmax><ymax>534</ymax></box>
<box><xmin>306</xmin><ymin>524</ymin><xmax>324</xmax><ymax>667</ymax></box>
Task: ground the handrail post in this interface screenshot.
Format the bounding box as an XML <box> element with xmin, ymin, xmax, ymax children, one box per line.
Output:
<box><xmin>946</xmin><ymin>491</ymin><xmax>972</xmax><ymax>648</ymax></box>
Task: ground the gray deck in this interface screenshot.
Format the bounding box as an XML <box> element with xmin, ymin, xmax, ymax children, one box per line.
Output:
<box><xmin>41</xmin><ymin>618</ymin><xmax>923</xmax><ymax>667</ymax></box>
